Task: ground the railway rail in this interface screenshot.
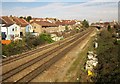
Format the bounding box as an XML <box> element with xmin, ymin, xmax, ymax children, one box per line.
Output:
<box><xmin>2</xmin><ymin>30</ymin><xmax>89</xmax><ymax>74</ymax></box>
<box><xmin>2</xmin><ymin>28</ymin><xmax>93</xmax><ymax>82</ymax></box>
<box><xmin>16</xmin><ymin>30</ymin><xmax>92</xmax><ymax>82</ymax></box>
<box><xmin>2</xmin><ymin>29</ymin><xmax>86</xmax><ymax>66</ymax></box>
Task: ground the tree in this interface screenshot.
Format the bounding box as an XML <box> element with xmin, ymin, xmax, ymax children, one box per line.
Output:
<box><xmin>54</xmin><ymin>18</ymin><xmax>57</xmax><ymax>21</ymax></box>
<box><xmin>10</xmin><ymin>15</ymin><xmax>13</xmax><ymax>17</ymax></box>
<box><xmin>107</xmin><ymin>24</ymin><xmax>111</xmax><ymax>31</ymax></box>
<box><xmin>94</xmin><ymin>30</ymin><xmax>120</xmax><ymax>83</ymax></box>
<box><xmin>24</xmin><ymin>17</ymin><xmax>27</xmax><ymax>20</ymax></box>
<box><xmin>26</xmin><ymin>16</ymin><xmax>32</xmax><ymax>22</ymax></box>
<box><xmin>82</xmin><ymin>19</ymin><xmax>89</xmax><ymax>28</ymax></box>
<box><xmin>19</xmin><ymin>16</ymin><xmax>23</xmax><ymax>19</ymax></box>
<box><xmin>65</xmin><ymin>25</ymin><xmax>69</xmax><ymax>32</ymax></box>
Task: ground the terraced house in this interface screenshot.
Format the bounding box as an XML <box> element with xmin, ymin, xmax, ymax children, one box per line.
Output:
<box><xmin>30</xmin><ymin>18</ymin><xmax>77</xmax><ymax>35</ymax></box>
<box><xmin>9</xmin><ymin>16</ymin><xmax>32</xmax><ymax>37</ymax></box>
<box><xmin>0</xmin><ymin>16</ymin><xmax>33</xmax><ymax>41</ymax></box>
<box><xmin>0</xmin><ymin>16</ymin><xmax>79</xmax><ymax>41</ymax></box>
<box><xmin>30</xmin><ymin>21</ymin><xmax>58</xmax><ymax>35</ymax></box>
<box><xmin>0</xmin><ymin>16</ymin><xmax>20</xmax><ymax>40</ymax></box>
<box><xmin>55</xmin><ymin>20</ymin><xmax>76</xmax><ymax>31</ymax></box>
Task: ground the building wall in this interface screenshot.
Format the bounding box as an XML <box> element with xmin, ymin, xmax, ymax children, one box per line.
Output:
<box><xmin>20</xmin><ymin>27</ymin><xmax>26</xmax><ymax>36</ymax></box>
<box><xmin>30</xmin><ymin>23</ymin><xmax>42</xmax><ymax>35</ymax></box>
<box><xmin>42</xmin><ymin>26</ymin><xmax>65</xmax><ymax>33</ymax></box>
<box><xmin>26</xmin><ymin>24</ymin><xmax>33</xmax><ymax>33</ymax></box>
<box><xmin>1</xmin><ymin>26</ymin><xmax>7</xmax><ymax>40</ymax></box>
<box><xmin>7</xmin><ymin>24</ymin><xmax>20</xmax><ymax>40</ymax></box>
<box><xmin>58</xmin><ymin>26</ymin><xmax>66</xmax><ymax>32</ymax></box>
<box><xmin>1</xmin><ymin>27</ymin><xmax>7</xmax><ymax>33</ymax></box>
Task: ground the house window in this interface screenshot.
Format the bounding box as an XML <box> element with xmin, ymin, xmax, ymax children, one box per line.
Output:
<box><xmin>34</xmin><ymin>26</ymin><xmax>36</xmax><ymax>29</ymax></box>
<box><xmin>20</xmin><ymin>32</ymin><xmax>23</xmax><ymax>37</ymax></box>
<box><xmin>2</xmin><ymin>32</ymin><xmax>6</xmax><ymax>40</ymax></box>
<box><xmin>12</xmin><ymin>28</ymin><xmax>14</xmax><ymax>31</ymax></box>
<box><xmin>15</xmin><ymin>27</ymin><xmax>17</xmax><ymax>31</ymax></box>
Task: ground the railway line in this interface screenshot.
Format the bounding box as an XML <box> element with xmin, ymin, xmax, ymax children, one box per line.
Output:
<box><xmin>2</xmin><ymin>28</ymin><xmax>94</xmax><ymax>82</ymax></box>
<box><xmin>2</xmin><ymin>32</ymin><xmax>78</xmax><ymax>65</ymax></box>
<box><xmin>2</xmin><ymin>29</ymin><xmax>85</xmax><ymax>66</ymax></box>
<box><xmin>2</xmin><ymin>29</ymin><xmax>88</xmax><ymax>74</ymax></box>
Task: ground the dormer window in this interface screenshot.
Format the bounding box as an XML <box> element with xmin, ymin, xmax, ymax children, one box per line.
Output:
<box><xmin>12</xmin><ymin>28</ymin><xmax>14</xmax><ymax>31</ymax></box>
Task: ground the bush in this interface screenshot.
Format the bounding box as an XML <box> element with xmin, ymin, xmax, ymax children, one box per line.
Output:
<box><xmin>95</xmin><ymin>30</ymin><xmax>120</xmax><ymax>83</ymax></box>
<box><xmin>39</xmin><ymin>33</ymin><xmax>54</xmax><ymax>43</ymax></box>
<box><xmin>82</xmin><ymin>19</ymin><xmax>89</xmax><ymax>28</ymax></box>
<box><xmin>97</xmin><ymin>30</ymin><xmax>114</xmax><ymax>54</ymax></box>
<box><xmin>2</xmin><ymin>33</ymin><xmax>54</xmax><ymax>57</ymax></box>
<box><xmin>2</xmin><ymin>40</ymin><xmax>27</xmax><ymax>56</ymax></box>
<box><xmin>107</xmin><ymin>25</ymin><xmax>111</xmax><ymax>31</ymax></box>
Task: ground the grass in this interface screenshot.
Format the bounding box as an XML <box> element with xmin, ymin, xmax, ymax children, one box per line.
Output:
<box><xmin>66</xmin><ymin>35</ymin><xmax>95</xmax><ymax>82</ymax></box>
<box><xmin>117</xmin><ymin>39</ymin><xmax>120</xmax><ymax>44</ymax></box>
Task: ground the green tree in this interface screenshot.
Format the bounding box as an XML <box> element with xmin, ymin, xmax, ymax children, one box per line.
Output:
<box><xmin>95</xmin><ymin>30</ymin><xmax>120</xmax><ymax>83</ymax></box>
<box><xmin>82</xmin><ymin>19</ymin><xmax>89</xmax><ymax>28</ymax></box>
<box><xmin>19</xmin><ymin>16</ymin><xmax>23</xmax><ymax>19</ymax></box>
<box><xmin>10</xmin><ymin>15</ymin><xmax>12</xmax><ymax>17</ymax></box>
<box><xmin>107</xmin><ymin>24</ymin><xmax>111</xmax><ymax>31</ymax></box>
<box><xmin>24</xmin><ymin>17</ymin><xmax>27</xmax><ymax>20</ymax></box>
<box><xmin>26</xmin><ymin>16</ymin><xmax>32</xmax><ymax>22</ymax></box>
<box><xmin>39</xmin><ymin>33</ymin><xmax>54</xmax><ymax>43</ymax></box>
<box><xmin>65</xmin><ymin>25</ymin><xmax>69</xmax><ymax>32</ymax></box>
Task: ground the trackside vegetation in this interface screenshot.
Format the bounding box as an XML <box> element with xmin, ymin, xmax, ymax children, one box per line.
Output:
<box><xmin>94</xmin><ymin>29</ymin><xmax>120</xmax><ymax>83</ymax></box>
<box><xmin>2</xmin><ymin>33</ymin><xmax>54</xmax><ymax>57</ymax></box>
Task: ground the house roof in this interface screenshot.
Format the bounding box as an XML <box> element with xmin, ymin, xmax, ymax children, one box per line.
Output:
<box><xmin>1</xmin><ymin>16</ymin><xmax>29</xmax><ymax>27</ymax></box>
<box><xmin>2</xmin><ymin>16</ymin><xmax>14</xmax><ymax>25</ymax></box>
<box><xmin>30</xmin><ymin>18</ymin><xmax>45</xmax><ymax>22</ymax></box>
<box><xmin>1</xmin><ymin>16</ymin><xmax>15</xmax><ymax>27</ymax></box>
<box><xmin>104</xmin><ymin>22</ymin><xmax>110</xmax><ymax>24</ymax></box>
<box><xmin>2</xmin><ymin>24</ymin><xmax>13</xmax><ymax>27</ymax></box>
<box><xmin>0</xmin><ymin>18</ymin><xmax>6</xmax><ymax>24</ymax></box>
<box><xmin>17</xmin><ymin>18</ymin><xmax>29</xmax><ymax>27</ymax></box>
<box><xmin>32</xmin><ymin>21</ymin><xmax>59</xmax><ymax>27</ymax></box>
<box><xmin>56</xmin><ymin>20</ymin><xmax>76</xmax><ymax>26</ymax></box>
<box><xmin>10</xmin><ymin>17</ymin><xmax>29</xmax><ymax>27</ymax></box>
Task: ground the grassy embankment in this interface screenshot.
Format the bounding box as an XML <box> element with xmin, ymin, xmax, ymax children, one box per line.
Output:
<box><xmin>66</xmin><ymin>30</ymin><xmax>96</xmax><ymax>82</ymax></box>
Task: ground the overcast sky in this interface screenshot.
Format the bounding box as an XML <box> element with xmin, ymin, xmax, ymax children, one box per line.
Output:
<box><xmin>1</xmin><ymin>0</ymin><xmax>119</xmax><ymax>23</ymax></box>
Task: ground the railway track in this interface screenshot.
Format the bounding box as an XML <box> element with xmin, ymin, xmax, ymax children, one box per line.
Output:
<box><xmin>2</xmin><ymin>29</ymin><xmax>86</xmax><ymax>66</ymax></box>
<box><xmin>16</xmin><ymin>30</ymin><xmax>92</xmax><ymax>83</ymax></box>
<box><xmin>2</xmin><ymin>30</ymin><xmax>88</xmax><ymax>74</ymax></box>
<box><xmin>2</xmin><ymin>28</ymin><xmax>93</xmax><ymax>82</ymax></box>
<box><xmin>2</xmin><ymin>31</ymin><xmax>87</xmax><ymax>74</ymax></box>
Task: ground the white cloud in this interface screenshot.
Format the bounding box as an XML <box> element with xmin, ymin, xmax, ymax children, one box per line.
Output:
<box><xmin>2</xmin><ymin>2</ymin><xmax>118</xmax><ymax>23</ymax></box>
<box><xmin>2</xmin><ymin>0</ymin><xmax>120</xmax><ymax>2</ymax></box>
<box><xmin>91</xmin><ymin>0</ymin><xmax>119</xmax><ymax>2</ymax></box>
<box><xmin>17</xmin><ymin>0</ymin><xmax>37</xmax><ymax>2</ymax></box>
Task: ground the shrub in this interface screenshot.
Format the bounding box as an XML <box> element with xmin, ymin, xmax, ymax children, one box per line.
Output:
<box><xmin>82</xmin><ymin>19</ymin><xmax>89</xmax><ymax>28</ymax></box>
<box><xmin>39</xmin><ymin>33</ymin><xmax>54</xmax><ymax>43</ymax></box>
<box><xmin>95</xmin><ymin>30</ymin><xmax>120</xmax><ymax>83</ymax></box>
<box><xmin>2</xmin><ymin>33</ymin><xmax>54</xmax><ymax>57</ymax></box>
<box><xmin>2</xmin><ymin>40</ymin><xmax>26</xmax><ymax>56</ymax></box>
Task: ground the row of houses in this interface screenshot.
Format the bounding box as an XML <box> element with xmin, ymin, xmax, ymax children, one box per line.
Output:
<box><xmin>0</xmin><ymin>16</ymin><xmax>32</xmax><ymax>40</ymax></box>
<box><xmin>91</xmin><ymin>20</ymin><xmax>117</xmax><ymax>29</ymax></box>
<box><xmin>0</xmin><ymin>16</ymin><xmax>82</xmax><ymax>41</ymax></box>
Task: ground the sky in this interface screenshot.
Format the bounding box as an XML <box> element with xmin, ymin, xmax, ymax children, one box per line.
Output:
<box><xmin>1</xmin><ymin>0</ymin><xmax>120</xmax><ymax>23</ymax></box>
